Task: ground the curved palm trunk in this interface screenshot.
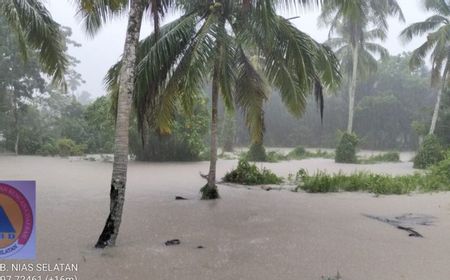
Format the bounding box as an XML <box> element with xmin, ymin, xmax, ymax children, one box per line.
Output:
<box><xmin>202</xmin><ymin>63</ymin><xmax>220</xmax><ymax>200</ymax></box>
<box><xmin>347</xmin><ymin>44</ymin><xmax>359</xmax><ymax>134</ymax></box>
<box><xmin>429</xmin><ymin>88</ymin><xmax>444</xmax><ymax>135</ymax></box>
<box><xmin>95</xmin><ymin>0</ymin><xmax>144</xmax><ymax>248</ymax></box>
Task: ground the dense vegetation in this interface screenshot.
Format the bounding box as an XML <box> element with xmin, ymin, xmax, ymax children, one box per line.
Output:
<box><xmin>223</xmin><ymin>160</ymin><xmax>283</xmax><ymax>185</ymax></box>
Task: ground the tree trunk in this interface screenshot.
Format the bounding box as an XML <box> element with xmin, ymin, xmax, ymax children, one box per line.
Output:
<box><xmin>347</xmin><ymin>44</ymin><xmax>359</xmax><ymax>134</ymax></box>
<box><xmin>201</xmin><ymin>63</ymin><xmax>220</xmax><ymax>200</ymax></box>
<box><xmin>429</xmin><ymin>88</ymin><xmax>443</xmax><ymax>135</ymax></box>
<box><xmin>14</xmin><ymin>133</ymin><xmax>19</xmax><ymax>156</ymax></box>
<box><xmin>95</xmin><ymin>0</ymin><xmax>144</xmax><ymax>249</ymax></box>
<box><xmin>12</xmin><ymin>92</ymin><xmax>19</xmax><ymax>156</ymax></box>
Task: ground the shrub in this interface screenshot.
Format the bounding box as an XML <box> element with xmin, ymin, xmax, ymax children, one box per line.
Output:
<box><xmin>288</xmin><ymin>147</ymin><xmax>334</xmax><ymax>160</ymax></box>
<box><xmin>37</xmin><ymin>142</ymin><xmax>58</xmax><ymax>156</ymax></box>
<box><xmin>223</xmin><ymin>159</ymin><xmax>283</xmax><ymax>185</ymax></box>
<box><xmin>288</xmin><ymin>146</ymin><xmax>307</xmax><ymax>158</ymax></box>
<box><xmin>414</xmin><ymin>135</ymin><xmax>445</xmax><ymax>169</ymax></box>
<box><xmin>266</xmin><ymin>151</ymin><xmax>288</xmax><ymax>162</ymax></box>
<box><xmin>335</xmin><ymin>133</ymin><xmax>359</xmax><ymax>163</ymax></box>
<box><xmin>425</xmin><ymin>152</ymin><xmax>450</xmax><ymax>191</ymax></box>
<box><xmin>246</xmin><ymin>143</ymin><xmax>267</xmax><ymax>162</ymax></box>
<box><xmin>200</xmin><ymin>184</ymin><xmax>220</xmax><ymax>200</ymax></box>
<box><xmin>56</xmin><ymin>138</ymin><xmax>85</xmax><ymax>157</ymax></box>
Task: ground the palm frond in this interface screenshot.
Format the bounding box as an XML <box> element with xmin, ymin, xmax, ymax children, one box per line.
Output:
<box><xmin>400</xmin><ymin>15</ymin><xmax>448</xmax><ymax>42</ymax></box>
<box><xmin>1</xmin><ymin>0</ymin><xmax>69</xmax><ymax>87</ymax></box>
<box><xmin>234</xmin><ymin>48</ymin><xmax>269</xmax><ymax>144</ymax></box>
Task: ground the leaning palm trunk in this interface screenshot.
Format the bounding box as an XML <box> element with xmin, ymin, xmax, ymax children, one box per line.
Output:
<box><xmin>429</xmin><ymin>88</ymin><xmax>444</xmax><ymax>135</ymax></box>
<box><xmin>201</xmin><ymin>63</ymin><xmax>220</xmax><ymax>200</ymax></box>
<box><xmin>347</xmin><ymin>44</ymin><xmax>359</xmax><ymax>134</ymax></box>
<box><xmin>95</xmin><ymin>0</ymin><xmax>144</xmax><ymax>248</ymax></box>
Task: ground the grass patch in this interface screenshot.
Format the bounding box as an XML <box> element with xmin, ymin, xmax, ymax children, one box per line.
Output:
<box><xmin>297</xmin><ymin>171</ymin><xmax>424</xmax><ymax>195</ymax></box>
<box><xmin>223</xmin><ymin>159</ymin><xmax>283</xmax><ymax>185</ymax></box>
<box><xmin>296</xmin><ymin>154</ymin><xmax>450</xmax><ymax>195</ymax></box>
<box><xmin>359</xmin><ymin>151</ymin><xmax>400</xmax><ymax>164</ymax></box>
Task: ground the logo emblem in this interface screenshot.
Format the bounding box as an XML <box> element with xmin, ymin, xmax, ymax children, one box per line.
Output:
<box><xmin>0</xmin><ymin>181</ymin><xmax>35</xmax><ymax>259</ymax></box>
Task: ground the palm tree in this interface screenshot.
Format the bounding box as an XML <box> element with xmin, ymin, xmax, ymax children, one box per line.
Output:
<box><xmin>400</xmin><ymin>0</ymin><xmax>450</xmax><ymax>135</ymax></box>
<box><xmin>106</xmin><ymin>0</ymin><xmax>341</xmax><ymax>200</ymax></box>
<box><xmin>0</xmin><ymin>0</ymin><xmax>68</xmax><ymax>85</ymax></box>
<box><xmin>320</xmin><ymin>0</ymin><xmax>404</xmax><ymax>133</ymax></box>
<box><xmin>76</xmin><ymin>0</ymin><xmax>175</xmax><ymax>248</ymax></box>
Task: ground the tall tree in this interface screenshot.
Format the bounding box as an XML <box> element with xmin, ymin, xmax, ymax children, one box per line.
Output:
<box><xmin>0</xmin><ymin>18</ymin><xmax>47</xmax><ymax>155</ymax></box>
<box><xmin>0</xmin><ymin>0</ymin><xmax>68</xmax><ymax>85</ymax></box>
<box><xmin>320</xmin><ymin>0</ymin><xmax>404</xmax><ymax>133</ymax></box>
<box><xmin>76</xmin><ymin>0</ymin><xmax>173</xmax><ymax>248</ymax></box>
<box><xmin>400</xmin><ymin>0</ymin><xmax>450</xmax><ymax>135</ymax></box>
<box><xmin>106</xmin><ymin>0</ymin><xmax>340</xmax><ymax>199</ymax></box>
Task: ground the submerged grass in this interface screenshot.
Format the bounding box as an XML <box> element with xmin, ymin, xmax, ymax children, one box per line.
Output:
<box><xmin>359</xmin><ymin>151</ymin><xmax>400</xmax><ymax>164</ymax></box>
<box><xmin>241</xmin><ymin>146</ymin><xmax>334</xmax><ymax>163</ymax></box>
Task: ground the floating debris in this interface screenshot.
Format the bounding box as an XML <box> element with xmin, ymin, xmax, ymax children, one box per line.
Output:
<box><xmin>165</xmin><ymin>239</ymin><xmax>181</xmax><ymax>246</ymax></box>
<box><xmin>363</xmin><ymin>213</ymin><xmax>436</xmax><ymax>238</ymax></box>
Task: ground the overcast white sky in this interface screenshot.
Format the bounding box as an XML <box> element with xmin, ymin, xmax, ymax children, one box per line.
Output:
<box><xmin>45</xmin><ymin>0</ymin><xmax>432</xmax><ymax>97</ymax></box>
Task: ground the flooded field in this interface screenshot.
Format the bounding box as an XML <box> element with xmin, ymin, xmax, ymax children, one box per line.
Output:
<box><xmin>1</xmin><ymin>155</ymin><xmax>449</xmax><ymax>280</ymax></box>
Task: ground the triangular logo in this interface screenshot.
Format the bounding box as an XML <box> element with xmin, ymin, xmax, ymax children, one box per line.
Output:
<box><xmin>0</xmin><ymin>206</ymin><xmax>15</xmax><ymax>233</ymax></box>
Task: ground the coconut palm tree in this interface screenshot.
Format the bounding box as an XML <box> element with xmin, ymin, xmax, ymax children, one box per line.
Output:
<box><xmin>0</xmin><ymin>0</ymin><xmax>68</xmax><ymax>85</ymax></box>
<box><xmin>320</xmin><ymin>0</ymin><xmax>404</xmax><ymax>133</ymax></box>
<box><xmin>76</xmin><ymin>0</ymin><xmax>176</xmax><ymax>248</ymax></box>
<box><xmin>326</xmin><ymin>24</ymin><xmax>389</xmax><ymax>85</ymax></box>
<box><xmin>106</xmin><ymin>0</ymin><xmax>341</xmax><ymax>200</ymax></box>
<box><xmin>400</xmin><ymin>0</ymin><xmax>450</xmax><ymax>135</ymax></box>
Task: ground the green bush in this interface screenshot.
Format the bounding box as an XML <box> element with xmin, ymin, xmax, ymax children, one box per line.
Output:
<box><xmin>37</xmin><ymin>142</ymin><xmax>58</xmax><ymax>156</ymax></box>
<box><xmin>288</xmin><ymin>147</ymin><xmax>334</xmax><ymax>160</ymax></box>
<box><xmin>361</xmin><ymin>151</ymin><xmax>400</xmax><ymax>164</ymax></box>
<box><xmin>56</xmin><ymin>138</ymin><xmax>85</xmax><ymax>157</ymax></box>
<box><xmin>223</xmin><ymin>159</ymin><xmax>283</xmax><ymax>185</ymax></box>
<box><xmin>266</xmin><ymin>151</ymin><xmax>288</xmax><ymax>162</ymax></box>
<box><xmin>414</xmin><ymin>135</ymin><xmax>445</xmax><ymax>169</ymax></box>
<box><xmin>425</xmin><ymin>152</ymin><xmax>450</xmax><ymax>191</ymax></box>
<box><xmin>288</xmin><ymin>146</ymin><xmax>307</xmax><ymax>158</ymax></box>
<box><xmin>246</xmin><ymin>143</ymin><xmax>267</xmax><ymax>162</ymax></box>
<box><xmin>335</xmin><ymin>133</ymin><xmax>359</xmax><ymax>163</ymax></box>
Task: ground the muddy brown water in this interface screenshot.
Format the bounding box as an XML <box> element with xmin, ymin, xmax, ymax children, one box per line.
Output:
<box><xmin>1</xmin><ymin>156</ymin><xmax>450</xmax><ymax>280</ymax></box>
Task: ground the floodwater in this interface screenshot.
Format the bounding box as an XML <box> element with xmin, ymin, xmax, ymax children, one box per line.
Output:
<box><xmin>1</xmin><ymin>155</ymin><xmax>450</xmax><ymax>280</ymax></box>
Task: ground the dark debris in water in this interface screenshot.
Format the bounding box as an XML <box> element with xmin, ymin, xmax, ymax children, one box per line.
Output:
<box><xmin>165</xmin><ymin>239</ymin><xmax>181</xmax><ymax>246</ymax></box>
<box><xmin>363</xmin><ymin>213</ymin><xmax>436</xmax><ymax>238</ymax></box>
